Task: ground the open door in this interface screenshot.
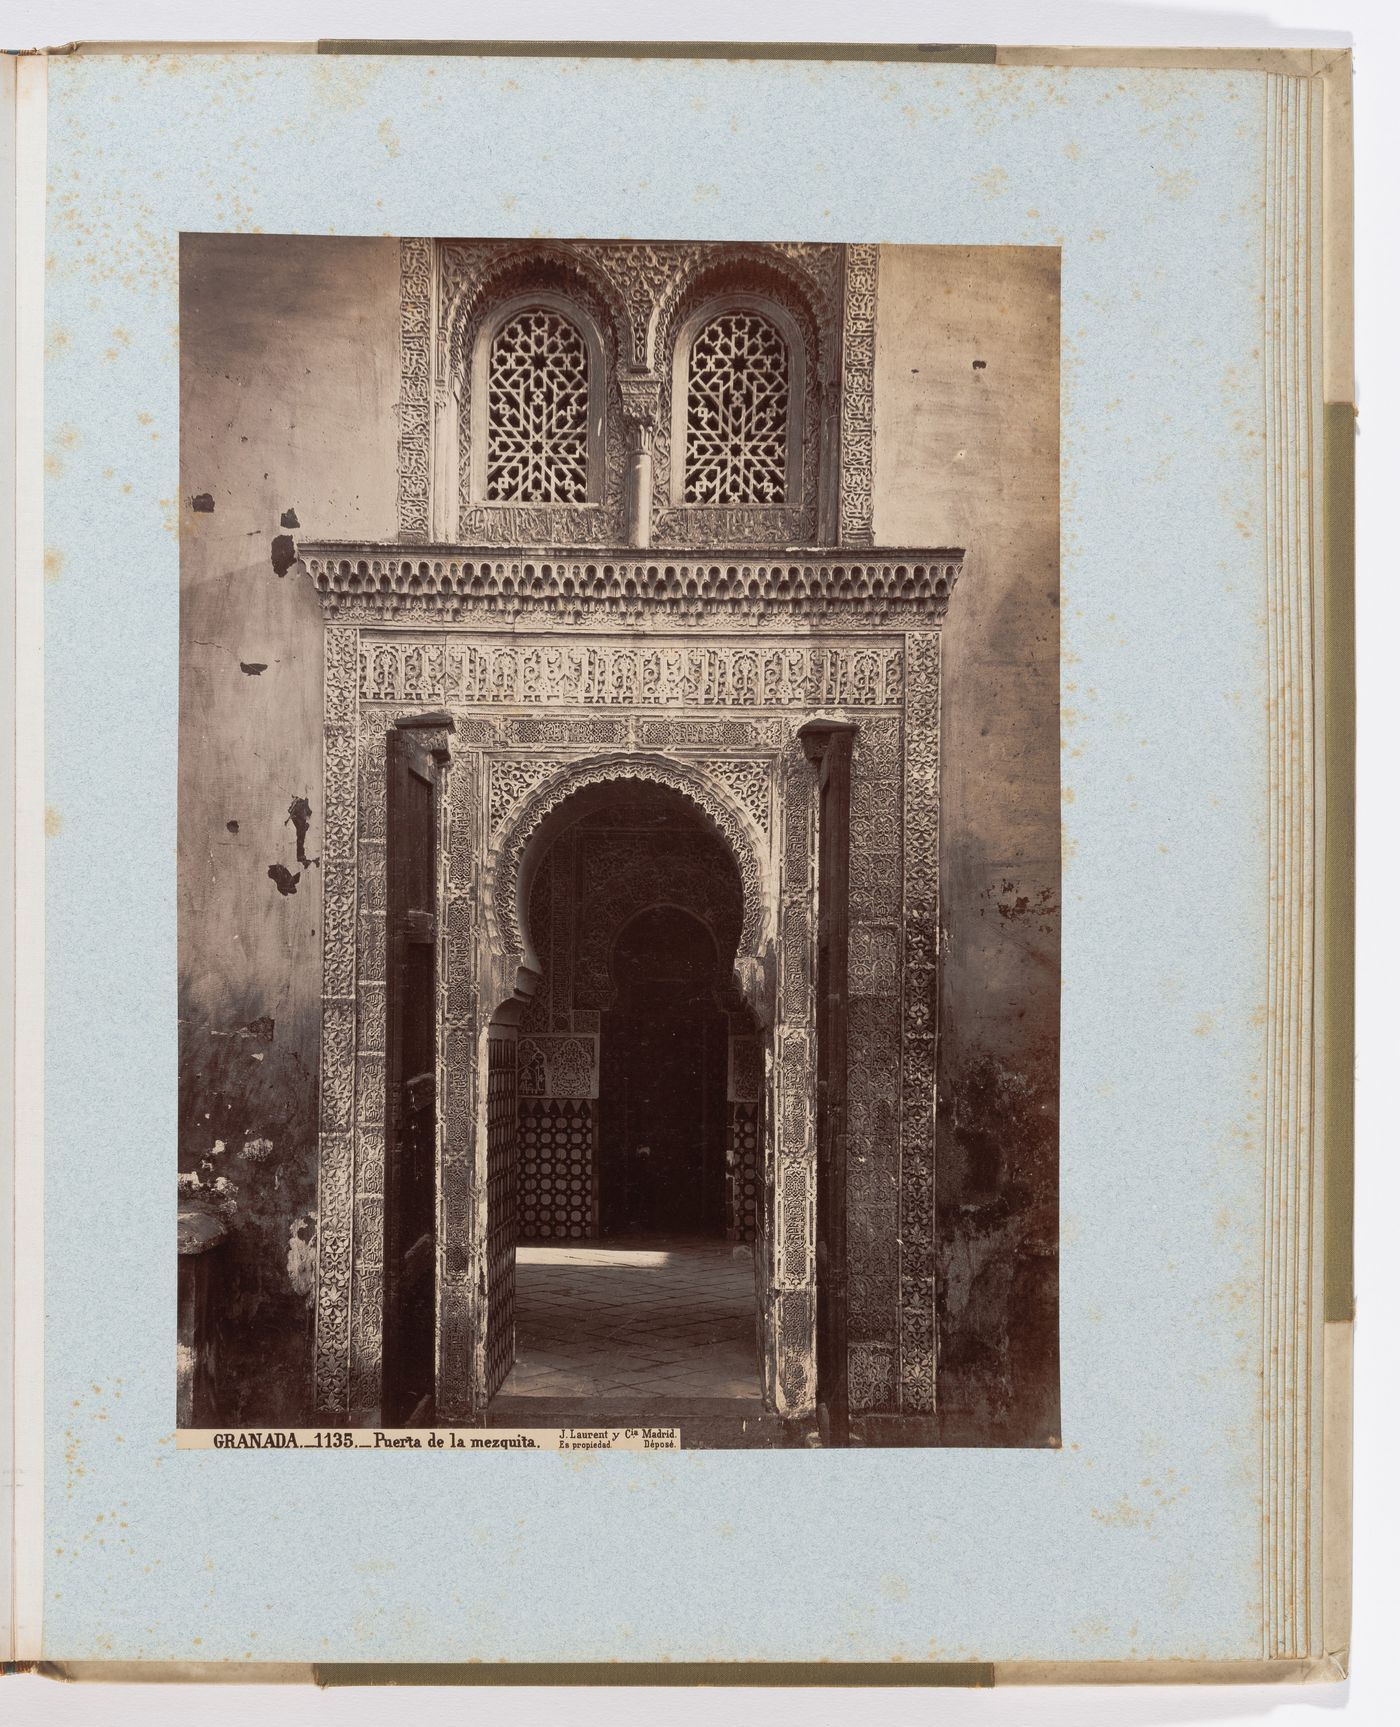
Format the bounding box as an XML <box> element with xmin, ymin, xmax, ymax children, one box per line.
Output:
<box><xmin>382</xmin><ymin>714</ymin><xmax>450</xmax><ymax>1426</ymax></box>
<box><xmin>800</xmin><ymin>720</ymin><xmax>857</xmax><ymax>1447</ymax></box>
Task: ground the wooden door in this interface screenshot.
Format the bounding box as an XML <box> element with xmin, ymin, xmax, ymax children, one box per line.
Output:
<box><xmin>801</xmin><ymin>721</ymin><xmax>856</xmax><ymax>1446</ymax></box>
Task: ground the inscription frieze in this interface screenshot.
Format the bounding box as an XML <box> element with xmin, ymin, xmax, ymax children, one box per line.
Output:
<box><xmin>358</xmin><ymin>636</ymin><xmax>905</xmax><ymax>709</ymax></box>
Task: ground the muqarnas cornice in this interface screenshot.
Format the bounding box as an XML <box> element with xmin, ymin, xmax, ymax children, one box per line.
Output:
<box><xmin>298</xmin><ymin>544</ymin><xmax>965</xmax><ymax>627</ymax></box>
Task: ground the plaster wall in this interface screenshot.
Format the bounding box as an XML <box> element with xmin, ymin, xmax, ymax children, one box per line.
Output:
<box><xmin>873</xmin><ymin>244</ymin><xmax>1061</xmax><ymax>1443</ymax></box>
<box><xmin>178</xmin><ymin>233</ymin><xmax>401</xmax><ymax>1421</ymax></box>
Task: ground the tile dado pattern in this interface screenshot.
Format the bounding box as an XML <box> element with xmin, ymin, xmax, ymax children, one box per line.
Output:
<box><xmin>311</xmin><ymin>613</ymin><xmax>953</xmax><ymax>1423</ymax></box>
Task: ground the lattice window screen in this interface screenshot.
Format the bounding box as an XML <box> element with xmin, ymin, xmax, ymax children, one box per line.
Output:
<box><xmin>684</xmin><ymin>312</ymin><xmax>790</xmax><ymax>505</ymax></box>
<box><xmin>486</xmin><ymin>308</ymin><xmax>590</xmax><ymax>503</ymax></box>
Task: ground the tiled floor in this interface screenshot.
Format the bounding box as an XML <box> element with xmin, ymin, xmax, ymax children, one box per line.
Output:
<box><xmin>498</xmin><ymin>1238</ymin><xmax>762</xmax><ymax>1403</ymax></box>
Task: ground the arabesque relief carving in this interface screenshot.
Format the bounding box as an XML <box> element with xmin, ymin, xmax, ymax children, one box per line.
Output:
<box><xmin>402</xmin><ymin>239</ymin><xmax>860</xmax><ymax>549</ymax></box>
<box><xmin>312</xmin><ymin>607</ymin><xmax>957</xmax><ymax>1426</ymax></box>
<box><xmin>311</xmin><ymin>238</ymin><xmax>962</xmax><ymax>1431</ymax></box>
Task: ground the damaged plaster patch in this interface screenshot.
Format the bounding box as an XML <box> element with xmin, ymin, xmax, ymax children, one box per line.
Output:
<box><xmin>190</xmin><ymin>493</ymin><xmax>215</xmax><ymax>513</ymax></box>
<box><xmin>269</xmin><ymin>533</ymin><xmax>297</xmax><ymax>576</ymax></box>
<box><xmin>280</xmin><ymin>508</ymin><xmax>299</xmax><ymax>529</ymax></box>
<box><xmin>267</xmin><ymin>864</ymin><xmax>299</xmax><ymax>896</ymax></box>
<box><xmin>226</xmin><ymin>820</ymin><xmax>240</xmax><ymax>834</ymax></box>
<box><xmin>287</xmin><ymin>1213</ymin><xmax>317</xmax><ymax>1303</ymax></box>
<box><xmin>212</xmin><ymin>1016</ymin><xmax>275</xmax><ymax>1044</ymax></box>
<box><xmin>240</xmin><ymin>662</ymin><xmax>267</xmax><ymax>676</ymax></box>
<box><xmin>286</xmin><ymin>797</ymin><xmax>318</xmax><ymax>869</ymax></box>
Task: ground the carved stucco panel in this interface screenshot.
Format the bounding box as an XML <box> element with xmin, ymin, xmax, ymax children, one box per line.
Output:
<box><xmin>314</xmin><ymin>605</ymin><xmax>945</xmax><ymax>1429</ymax></box>
<box><xmin>847</xmin><ymin>713</ymin><xmax>904</xmax><ymax>1411</ymax></box>
<box><xmin>839</xmin><ymin>244</ymin><xmax>878</xmax><ymax>548</ymax></box>
<box><xmin>313</xmin><ymin>625</ymin><xmax>361</xmax><ymax>1418</ymax></box>
<box><xmin>397</xmin><ymin>238</ymin><xmax>433</xmax><ymax>543</ymax></box>
<box><xmin>899</xmin><ymin>631</ymin><xmax>941</xmax><ymax>1412</ymax></box>
<box><xmin>396</xmin><ymin>239</ymin><xmax>880</xmax><ymax>549</ymax></box>
<box><xmin>773</xmin><ymin>736</ymin><xmax>818</xmax><ymax>1306</ymax></box>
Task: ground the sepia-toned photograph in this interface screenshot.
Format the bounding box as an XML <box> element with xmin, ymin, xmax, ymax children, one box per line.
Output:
<box><xmin>177</xmin><ymin>235</ymin><xmax>1061</xmax><ymax>1448</ymax></box>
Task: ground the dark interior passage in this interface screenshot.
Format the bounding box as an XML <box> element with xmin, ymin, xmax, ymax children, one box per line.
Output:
<box><xmin>514</xmin><ymin>783</ymin><xmax>758</xmax><ymax>1248</ymax></box>
<box><xmin>599</xmin><ymin>906</ymin><xmax>728</xmax><ymax>1239</ymax></box>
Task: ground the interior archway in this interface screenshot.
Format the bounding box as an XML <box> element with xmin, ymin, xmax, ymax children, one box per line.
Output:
<box><xmin>493</xmin><ymin>778</ymin><xmax>765</xmax><ymax>1418</ymax></box>
<box><xmin>489</xmin><ymin>751</ymin><xmax>774</xmax><ymax>1016</ymax></box>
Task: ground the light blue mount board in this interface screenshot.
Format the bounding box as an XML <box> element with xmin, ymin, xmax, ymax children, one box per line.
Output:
<box><xmin>42</xmin><ymin>52</ymin><xmax>1266</xmax><ymax>1662</ymax></box>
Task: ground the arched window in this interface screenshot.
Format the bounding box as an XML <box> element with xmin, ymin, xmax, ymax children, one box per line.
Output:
<box><xmin>484</xmin><ymin>306</ymin><xmax>591</xmax><ymax>504</ymax></box>
<box><xmin>683</xmin><ymin>309</ymin><xmax>791</xmax><ymax>505</ymax></box>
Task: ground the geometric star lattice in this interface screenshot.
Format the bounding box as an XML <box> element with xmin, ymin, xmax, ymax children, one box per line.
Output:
<box><xmin>684</xmin><ymin>311</ymin><xmax>789</xmax><ymax>505</ymax></box>
<box><xmin>486</xmin><ymin>308</ymin><xmax>590</xmax><ymax>503</ymax></box>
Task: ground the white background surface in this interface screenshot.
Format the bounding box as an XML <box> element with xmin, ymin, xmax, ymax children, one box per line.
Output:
<box><xmin>5</xmin><ymin>1</ymin><xmax>1395</xmax><ymax>1723</ymax></box>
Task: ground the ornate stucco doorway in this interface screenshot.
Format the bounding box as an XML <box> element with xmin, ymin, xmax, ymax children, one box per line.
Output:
<box><xmin>303</xmin><ymin>235</ymin><xmax>962</xmax><ymax>1443</ymax></box>
<box><xmin>305</xmin><ymin>582</ymin><xmax>959</xmax><ymax>1440</ymax></box>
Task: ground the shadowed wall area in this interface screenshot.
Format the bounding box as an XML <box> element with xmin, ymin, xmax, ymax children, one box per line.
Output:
<box><xmin>178</xmin><ymin>235</ymin><xmax>400</xmax><ymax>1423</ymax></box>
<box><xmin>875</xmin><ymin>246</ymin><xmax>1061</xmax><ymax>1444</ymax></box>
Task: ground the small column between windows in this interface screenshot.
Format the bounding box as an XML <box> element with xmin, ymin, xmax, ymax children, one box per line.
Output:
<box><xmin>619</xmin><ymin>372</ymin><xmax>663</xmax><ymax>549</ymax></box>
